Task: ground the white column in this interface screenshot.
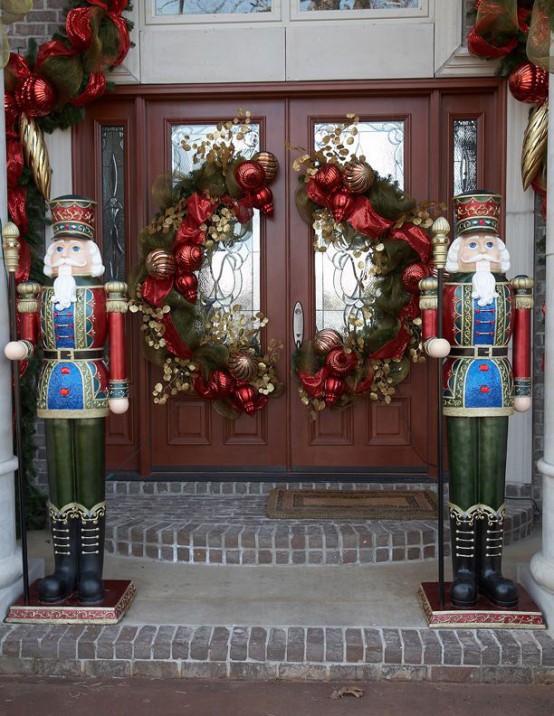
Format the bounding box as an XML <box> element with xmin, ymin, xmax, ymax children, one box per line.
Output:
<box><xmin>0</xmin><ymin>60</ymin><xmax>24</xmax><ymax>615</ymax></box>
<box><xmin>519</xmin><ymin>75</ymin><xmax>554</xmax><ymax>628</ymax></box>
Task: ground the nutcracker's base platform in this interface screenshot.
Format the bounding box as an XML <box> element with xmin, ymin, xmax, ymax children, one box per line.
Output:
<box><xmin>4</xmin><ymin>579</ymin><xmax>136</xmax><ymax>625</ymax></box>
<box><xmin>418</xmin><ymin>582</ymin><xmax>546</xmax><ymax>629</ymax></box>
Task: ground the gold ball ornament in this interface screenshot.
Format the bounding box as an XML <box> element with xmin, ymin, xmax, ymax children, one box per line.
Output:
<box><xmin>343</xmin><ymin>159</ymin><xmax>375</xmax><ymax>195</ymax></box>
<box><xmin>313</xmin><ymin>328</ymin><xmax>344</xmax><ymax>353</ymax></box>
<box><xmin>145</xmin><ymin>249</ymin><xmax>177</xmax><ymax>280</ymax></box>
<box><xmin>522</xmin><ymin>99</ymin><xmax>548</xmax><ymax>191</ymax></box>
<box><xmin>253</xmin><ymin>152</ymin><xmax>279</xmax><ymax>183</ymax></box>
<box><xmin>228</xmin><ymin>350</ymin><xmax>258</xmax><ymax>382</ymax></box>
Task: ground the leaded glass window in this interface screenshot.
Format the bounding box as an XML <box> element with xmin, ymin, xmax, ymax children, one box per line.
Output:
<box><xmin>155</xmin><ymin>0</ymin><xmax>272</xmax><ymax>15</ymax></box>
<box><xmin>171</xmin><ymin>123</ymin><xmax>261</xmax><ymax>321</ymax></box>
<box><xmin>452</xmin><ymin>119</ymin><xmax>478</xmax><ymax>196</ymax></box>
<box><xmin>314</xmin><ymin>120</ymin><xmax>404</xmax><ymax>331</ymax></box>
<box><xmin>101</xmin><ymin>126</ymin><xmax>126</xmax><ymax>282</ymax></box>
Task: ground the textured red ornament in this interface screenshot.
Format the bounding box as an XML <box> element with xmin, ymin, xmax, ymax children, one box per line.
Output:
<box><xmin>313</xmin><ymin>164</ymin><xmax>343</xmax><ymax>193</ymax></box>
<box><xmin>325</xmin><ymin>347</ymin><xmax>358</xmax><ymax>377</ymax></box>
<box><xmin>71</xmin><ymin>72</ymin><xmax>107</xmax><ymax>107</ymax></box>
<box><xmin>175</xmin><ymin>272</ymin><xmax>199</xmax><ymax>303</ymax></box>
<box><xmin>15</xmin><ymin>76</ymin><xmax>57</xmax><ymax>117</ymax></box>
<box><xmin>332</xmin><ymin>189</ymin><xmax>355</xmax><ymax>224</ymax></box>
<box><xmin>508</xmin><ymin>63</ymin><xmax>549</xmax><ymax>104</ymax></box>
<box><xmin>252</xmin><ymin>186</ymin><xmax>274</xmax><ymax>215</ymax></box>
<box><xmin>174</xmin><ymin>244</ymin><xmax>203</xmax><ymax>272</ymax></box>
<box><xmin>235</xmin><ymin>160</ymin><xmax>266</xmax><ymax>192</ymax></box>
<box><xmin>323</xmin><ymin>376</ymin><xmax>346</xmax><ymax>407</ymax></box>
<box><xmin>401</xmin><ymin>262</ymin><xmax>431</xmax><ymax>293</ymax></box>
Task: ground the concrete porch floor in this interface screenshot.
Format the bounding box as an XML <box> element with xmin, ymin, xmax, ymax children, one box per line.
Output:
<box><xmin>1</xmin><ymin>520</ymin><xmax>553</xmax><ymax>683</ymax></box>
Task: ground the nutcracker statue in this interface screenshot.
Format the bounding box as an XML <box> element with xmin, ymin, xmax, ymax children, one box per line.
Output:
<box><xmin>420</xmin><ymin>191</ymin><xmax>533</xmax><ymax>609</ymax></box>
<box><xmin>4</xmin><ymin>195</ymin><xmax>129</xmax><ymax>605</ymax></box>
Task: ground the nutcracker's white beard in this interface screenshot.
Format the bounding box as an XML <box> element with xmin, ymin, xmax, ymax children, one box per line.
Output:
<box><xmin>52</xmin><ymin>263</ymin><xmax>77</xmax><ymax>310</ymax></box>
<box><xmin>472</xmin><ymin>257</ymin><xmax>498</xmax><ymax>307</ymax></box>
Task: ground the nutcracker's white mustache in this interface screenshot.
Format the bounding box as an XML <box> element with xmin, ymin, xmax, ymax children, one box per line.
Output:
<box><xmin>53</xmin><ymin>256</ymin><xmax>88</xmax><ymax>268</ymax></box>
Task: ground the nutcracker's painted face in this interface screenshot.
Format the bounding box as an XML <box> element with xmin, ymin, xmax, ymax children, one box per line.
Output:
<box><xmin>44</xmin><ymin>239</ymin><xmax>105</xmax><ymax>278</ymax></box>
<box><xmin>457</xmin><ymin>234</ymin><xmax>503</xmax><ymax>271</ymax></box>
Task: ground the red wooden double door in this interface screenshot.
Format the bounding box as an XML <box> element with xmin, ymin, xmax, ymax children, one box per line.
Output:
<box><xmin>74</xmin><ymin>80</ymin><xmax>505</xmax><ymax>477</ymax></box>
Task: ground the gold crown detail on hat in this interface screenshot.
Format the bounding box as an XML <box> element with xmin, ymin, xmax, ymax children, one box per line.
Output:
<box><xmin>454</xmin><ymin>191</ymin><xmax>501</xmax><ymax>237</ymax></box>
<box><xmin>50</xmin><ymin>195</ymin><xmax>97</xmax><ymax>241</ymax></box>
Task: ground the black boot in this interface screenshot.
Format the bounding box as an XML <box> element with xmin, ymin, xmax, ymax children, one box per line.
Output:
<box><xmin>450</xmin><ymin>517</ymin><xmax>478</xmax><ymax>609</ymax></box>
<box><xmin>478</xmin><ymin>514</ymin><xmax>518</xmax><ymax>609</ymax></box>
<box><xmin>77</xmin><ymin>511</ymin><xmax>105</xmax><ymax>604</ymax></box>
<box><xmin>38</xmin><ymin>511</ymin><xmax>78</xmax><ymax>604</ymax></box>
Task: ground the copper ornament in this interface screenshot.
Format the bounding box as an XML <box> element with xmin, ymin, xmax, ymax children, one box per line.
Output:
<box><xmin>145</xmin><ymin>248</ymin><xmax>177</xmax><ymax>280</ymax></box>
<box><xmin>509</xmin><ymin>62</ymin><xmax>548</xmax><ymax>104</ymax></box>
<box><xmin>228</xmin><ymin>350</ymin><xmax>258</xmax><ymax>382</ymax></box>
<box><xmin>253</xmin><ymin>152</ymin><xmax>279</xmax><ymax>183</ymax></box>
<box><xmin>313</xmin><ymin>328</ymin><xmax>343</xmax><ymax>353</ymax></box>
<box><xmin>313</xmin><ymin>164</ymin><xmax>343</xmax><ymax>193</ymax></box>
<box><xmin>174</xmin><ymin>244</ymin><xmax>203</xmax><ymax>272</ymax></box>
<box><xmin>343</xmin><ymin>159</ymin><xmax>375</xmax><ymax>195</ymax></box>
<box><xmin>235</xmin><ymin>160</ymin><xmax>266</xmax><ymax>192</ymax></box>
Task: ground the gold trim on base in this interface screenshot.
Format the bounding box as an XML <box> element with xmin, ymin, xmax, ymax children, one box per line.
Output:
<box><xmin>4</xmin><ymin>580</ymin><xmax>136</xmax><ymax>625</ymax></box>
<box><xmin>418</xmin><ymin>582</ymin><xmax>546</xmax><ymax>629</ymax></box>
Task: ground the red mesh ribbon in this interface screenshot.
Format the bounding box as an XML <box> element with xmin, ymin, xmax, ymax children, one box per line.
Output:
<box><xmin>70</xmin><ymin>71</ymin><xmax>107</xmax><ymax>107</ymax></box>
<box><xmin>88</xmin><ymin>0</ymin><xmax>131</xmax><ymax>68</ymax></box>
<box><xmin>348</xmin><ymin>196</ymin><xmax>393</xmax><ymax>239</ymax></box>
<box><xmin>526</xmin><ymin>0</ymin><xmax>554</xmax><ymax>72</ymax></box>
<box><xmin>66</xmin><ymin>7</ymin><xmax>98</xmax><ymax>52</ymax></box>
<box><xmin>370</xmin><ymin>326</ymin><xmax>410</xmax><ymax>360</ymax></box>
<box><xmin>35</xmin><ymin>40</ymin><xmax>78</xmax><ymax>71</ymax></box>
<box><xmin>390</xmin><ymin>224</ymin><xmax>432</xmax><ymax>264</ymax></box>
<box><xmin>141</xmin><ymin>276</ymin><xmax>173</xmax><ymax>307</ymax></box>
<box><xmin>469</xmin><ymin>0</ymin><xmax>519</xmax><ymax>58</ymax></box>
<box><xmin>162</xmin><ymin>315</ymin><xmax>193</xmax><ymax>360</ymax></box>
<box><xmin>174</xmin><ymin>193</ymin><xmax>217</xmax><ymax>247</ymax></box>
<box><xmin>297</xmin><ymin>367</ymin><xmax>328</xmax><ymax>398</ymax></box>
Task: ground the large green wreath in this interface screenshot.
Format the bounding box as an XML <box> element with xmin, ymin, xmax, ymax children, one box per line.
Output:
<box><xmin>292</xmin><ymin>116</ymin><xmax>440</xmax><ymax>419</ymax></box>
<box><xmin>130</xmin><ymin>112</ymin><xmax>283</xmax><ymax>419</ymax></box>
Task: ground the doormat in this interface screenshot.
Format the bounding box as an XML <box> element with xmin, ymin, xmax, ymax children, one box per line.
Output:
<box><xmin>266</xmin><ymin>488</ymin><xmax>438</xmax><ymax>520</ymax></box>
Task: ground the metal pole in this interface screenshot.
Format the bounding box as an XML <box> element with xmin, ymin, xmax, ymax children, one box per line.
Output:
<box><xmin>431</xmin><ymin>217</ymin><xmax>450</xmax><ymax>609</ymax></box>
<box><xmin>2</xmin><ymin>221</ymin><xmax>30</xmax><ymax>604</ymax></box>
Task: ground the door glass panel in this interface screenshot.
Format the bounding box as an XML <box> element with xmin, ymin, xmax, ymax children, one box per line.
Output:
<box><xmin>101</xmin><ymin>125</ymin><xmax>126</xmax><ymax>282</ymax></box>
<box><xmin>299</xmin><ymin>0</ymin><xmax>420</xmax><ymax>12</ymax></box>
<box><xmin>452</xmin><ymin>119</ymin><xmax>478</xmax><ymax>196</ymax></box>
<box><xmin>171</xmin><ymin>122</ymin><xmax>261</xmax><ymax>320</ymax></box>
<box><xmin>313</xmin><ymin>120</ymin><xmax>404</xmax><ymax>330</ymax></box>
<box><xmin>155</xmin><ymin>0</ymin><xmax>272</xmax><ymax>15</ymax></box>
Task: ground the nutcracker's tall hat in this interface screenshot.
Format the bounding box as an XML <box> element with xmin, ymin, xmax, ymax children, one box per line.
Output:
<box><xmin>454</xmin><ymin>191</ymin><xmax>501</xmax><ymax>237</ymax></box>
<box><xmin>50</xmin><ymin>195</ymin><xmax>97</xmax><ymax>241</ymax></box>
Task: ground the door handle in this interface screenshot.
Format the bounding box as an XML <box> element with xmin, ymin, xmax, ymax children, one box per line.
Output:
<box><xmin>293</xmin><ymin>301</ymin><xmax>304</xmax><ymax>349</ymax></box>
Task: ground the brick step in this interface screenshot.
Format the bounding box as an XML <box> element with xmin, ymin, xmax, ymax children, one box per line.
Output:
<box><xmin>1</xmin><ymin>623</ymin><xmax>553</xmax><ymax>683</ymax></box>
<box><xmin>105</xmin><ymin>482</ymin><xmax>535</xmax><ymax>566</ymax></box>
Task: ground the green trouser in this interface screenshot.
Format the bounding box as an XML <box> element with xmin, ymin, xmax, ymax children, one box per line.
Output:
<box><xmin>44</xmin><ymin>418</ymin><xmax>106</xmax><ymax>510</ymax></box>
<box><xmin>446</xmin><ymin>416</ymin><xmax>509</xmax><ymax>512</ymax></box>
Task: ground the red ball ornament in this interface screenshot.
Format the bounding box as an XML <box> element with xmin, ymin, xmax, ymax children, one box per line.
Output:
<box><xmin>175</xmin><ymin>272</ymin><xmax>199</xmax><ymax>303</ymax></box>
<box><xmin>509</xmin><ymin>63</ymin><xmax>549</xmax><ymax>104</ymax></box>
<box><xmin>313</xmin><ymin>164</ymin><xmax>343</xmax><ymax>193</ymax></box>
<box><xmin>15</xmin><ymin>75</ymin><xmax>57</xmax><ymax>117</ymax></box>
<box><xmin>325</xmin><ymin>347</ymin><xmax>358</xmax><ymax>377</ymax></box>
<box><xmin>207</xmin><ymin>369</ymin><xmax>235</xmax><ymax>399</ymax></box>
<box><xmin>174</xmin><ymin>244</ymin><xmax>203</xmax><ymax>272</ymax></box>
<box><xmin>323</xmin><ymin>376</ymin><xmax>346</xmax><ymax>407</ymax></box>
<box><xmin>332</xmin><ymin>189</ymin><xmax>355</xmax><ymax>224</ymax></box>
<box><xmin>252</xmin><ymin>186</ymin><xmax>274</xmax><ymax>215</ymax></box>
<box><xmin>401</xmin><ymin>262</ymin><xmax>431</xmax><ymax>293</ymax></box>
<box><xmin>4</xmin><ymin>93</ymin><xmax>19</xmax><ymax>128</ymax></box>
<box><xmin>235</xmin><ymin>160</ymin><xmax>266</xmax><ymax>192</ymax></box>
